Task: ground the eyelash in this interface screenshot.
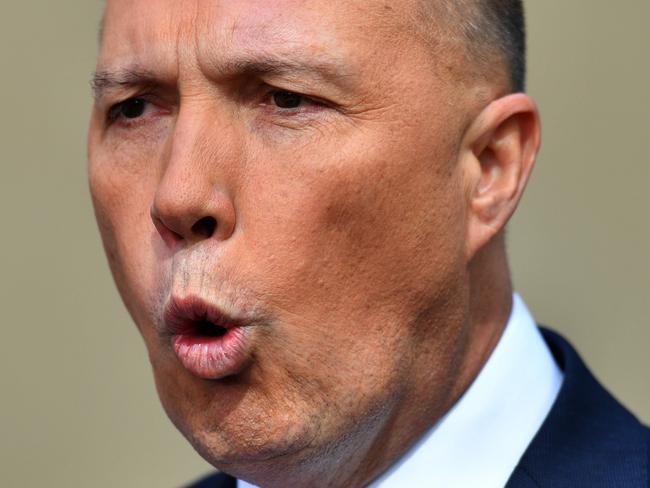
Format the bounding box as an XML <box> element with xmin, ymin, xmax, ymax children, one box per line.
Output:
<box><xmin>263</xmin><ymin>89</ymin><xmax>328</xmax><ymax>112</ymax></box>
<box><xmin>106</xmin><ymin>96</ymin><xmax>160</xmax><ymax>128</ymax></box>
<box><xmin>105</xmin><ymin>88</ymin><xmax>331</xmax><ymax>129</ymax></box>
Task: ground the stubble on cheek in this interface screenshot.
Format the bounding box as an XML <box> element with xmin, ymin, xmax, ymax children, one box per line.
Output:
<box><xmin>88</xmin><ymin>115</ymin><xmax>171</xmax><ymax>332</ymax></box>
<box><xmin>161</xmin><ymin>339</ymin><xmax>403</xmax><ymax>472</ymax></box>
<box><xmin>146</xmin><ymin>242</ymin><xmax>411</xmax><ymax>467</ymax></box>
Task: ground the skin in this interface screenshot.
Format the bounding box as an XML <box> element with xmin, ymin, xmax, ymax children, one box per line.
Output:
<box><xmin>88</xmin><ymin>0</ymin><xmax>541</xmax><ymax>486</ymax></box>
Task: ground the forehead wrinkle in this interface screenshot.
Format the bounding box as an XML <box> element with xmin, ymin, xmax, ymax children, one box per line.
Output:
<box><xmin>99</xmin><ymin>0</ymin><xmax>449</xmax><ymax>102</ymax></box>
<box><xmin>194</xmin><ymin>16</ymin><xmax>356</xmax><ymax>88</ymax></box>
<box><xmin>171</xmin><ymin>0</ymin><xmax>204</xmax><ymax>86</ymax></box>
<box><xmin>99</xmin><ymin>2</ymin><xmax>183</xmax><ymax>87</ymax></box>
<box><xmin>196</xmin><ymin>0</ymin><xmax>404</xmax><ymax>70</ymax></box>
<box><xmin>206</xmin><ymin>51</ymin><xmax>354</xmax><ymax>89</ymax></box>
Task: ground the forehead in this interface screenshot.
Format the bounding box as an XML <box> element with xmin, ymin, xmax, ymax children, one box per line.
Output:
<box><xmin>99</xmin><ymin>0</ymin><xmax>422</xmax><ymax>74</ymax></box>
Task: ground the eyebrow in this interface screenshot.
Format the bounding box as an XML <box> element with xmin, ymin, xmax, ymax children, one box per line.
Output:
<box><xmin>215</xmin><ymin>54</ymin><xmax>353</xmax><ymax>85</ymax></box>
<box><xmin>91</xmin><ymin>54</ymin><xmax>354</xmax><ymax>101</ymax></box>
<box><xmin>90</xmin><ymin>67</ymin><xmax>161</xmax><ymax>101</ymax></box>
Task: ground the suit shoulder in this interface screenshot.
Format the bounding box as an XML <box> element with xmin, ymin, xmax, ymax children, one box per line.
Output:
<box><xmin>184</xmin><ymin>471</ymin><xmax>236</xmax><ymax>488</ymax></box>
<box><xmin>507</xmin><ymin>328</ymin><xmax>649</xmax><ymax>488</ymax></box>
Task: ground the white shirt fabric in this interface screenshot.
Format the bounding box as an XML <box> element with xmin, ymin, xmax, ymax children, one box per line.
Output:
<box><xmin>239</xmin><ymin>293</ymin><xmax>563</xmax><ymax>488</ymax></box>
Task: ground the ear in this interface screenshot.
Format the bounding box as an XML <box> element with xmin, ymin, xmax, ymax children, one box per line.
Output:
<box><xmin>460</xmin><ymin>93</ymin><xmax>541</xmax><ymax>260</ymax></box>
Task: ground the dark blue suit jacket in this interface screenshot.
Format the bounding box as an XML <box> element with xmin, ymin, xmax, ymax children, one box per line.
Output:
<box><xmin>187</xmin><ymin>329</ymin><xmax>649</xmax><ymax>487</ymax></box>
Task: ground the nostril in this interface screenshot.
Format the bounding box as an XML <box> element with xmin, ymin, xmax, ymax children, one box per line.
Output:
<box><xmin>191</xmin><ymin>216</ymin><xmax>217</xmax><ymax>239</ymax></box>
<box><xmin>152</xmin><ymin>215</ymin><xmax>184</xmax><ymax>244</ymax></box>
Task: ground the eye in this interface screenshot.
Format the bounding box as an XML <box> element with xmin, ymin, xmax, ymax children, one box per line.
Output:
<box><xmin>271</xmin><ymin>91</ymin><xmax>306</xmax><ymax>109</ymax></box>
<box><xmin>108</xmin><ymin>97</ymin><xmax>148</xmax><ymax>122</ymax></box>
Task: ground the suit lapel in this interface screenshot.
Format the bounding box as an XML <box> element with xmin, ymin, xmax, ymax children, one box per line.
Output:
<box><xmin>506</xmin><ymin>328</ymin><xmax>648</xmax><ymax>488</ymax></box>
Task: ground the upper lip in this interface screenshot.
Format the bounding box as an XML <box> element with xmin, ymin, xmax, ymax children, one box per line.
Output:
<box><xmin>163</xmin><ymin>295</ymin><xmax>245</xmax><ymax>336</ymax></box>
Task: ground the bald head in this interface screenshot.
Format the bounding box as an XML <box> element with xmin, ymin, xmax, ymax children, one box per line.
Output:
<box><xmin>97</xmin><ymin>0</ymin><xmax>526</xmax><ymax>94</ymax></box>
<box><xmin>420</xmin><ymin>0</ymin><xmax>526</xmax><ymax>93</ymax></box>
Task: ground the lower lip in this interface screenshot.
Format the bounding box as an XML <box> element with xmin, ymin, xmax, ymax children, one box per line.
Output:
<box><xmin>172</xmin><ymin>326</ymin><xmax>251</xmax><ymax>380</ymax></box>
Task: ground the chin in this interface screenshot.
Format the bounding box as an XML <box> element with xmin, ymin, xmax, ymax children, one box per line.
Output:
<box><xmin>175</xmin><ymin>407</ymin><xmax>328</xmax><ymax>481</ymax></box>
<box><xmin>153</xmin><ymin>364</ymin><xmax>324</xmax><ymax>471</ymax></box>
<box><xmin>187</xmin><ymin>423</ymin><xmax>315</xmax><ymax>468</ymax></box>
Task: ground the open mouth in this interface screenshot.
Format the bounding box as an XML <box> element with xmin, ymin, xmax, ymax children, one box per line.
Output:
<box><xmin>170</xmin><ymin>318</ymin><xmax>231</xmax><ymax>338</ymax></box>
<box><xmin>163</xmin><ymin>295</ymin><xmax>242</xmax><ymax>336</ymax></box>
<box><xmin>163</xmin><ymin>296</ymin><xmax>253</xmax><ymax>379</ymax></box>
<box><xmin>193</xmin><ymin>320</ymin><xmax>228</xmax><ymax>337</ymax></box>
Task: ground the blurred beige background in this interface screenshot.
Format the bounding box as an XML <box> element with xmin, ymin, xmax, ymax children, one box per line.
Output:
<box><xmin>0</xmin><ymin>1</ymin><xmax>647</xmax><ymax>487</ymax></box>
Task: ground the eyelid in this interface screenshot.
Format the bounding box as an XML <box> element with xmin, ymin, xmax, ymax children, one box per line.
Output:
<box><xmin>105</xmin><ymin>94</ymin><xmax>169</xmax><ymax>126</ymax></box>
<box><xmin>107</xmin><ymin>99</ymin><xmax>135</xmax><ymax>122</ymax></box>
<box><xmin>263</xmin><ymin>86</ymin><xmax>337</xmax><ymax>112</ymax></box>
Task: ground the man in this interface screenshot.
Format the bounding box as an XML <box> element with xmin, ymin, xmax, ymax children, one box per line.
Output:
<box><xmin>87</xmin><ymin>0</ymin><xmax>648</xmax><ymax>486</ymax></box>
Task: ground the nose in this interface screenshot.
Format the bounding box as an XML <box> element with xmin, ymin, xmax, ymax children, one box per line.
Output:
<box><xmin>151</xmin><ymin>186</ymin><xmax>236</xmax><ymax>248</ymax></box>
<box><xmin>150</xmin><ymin>115</ymin><xmax>237</xmax><ymax>249</ymax></box>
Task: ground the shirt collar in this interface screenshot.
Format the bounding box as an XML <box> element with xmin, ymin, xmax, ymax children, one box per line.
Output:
<box><xmin>366</xmin><ymin>293</ymin><xmax>563</xmax><ymax>487</ymax></box>
<box><xmin>239</xmin><ymin>293</ymin><xmax>563</xmax><ymax>488</ymax></box>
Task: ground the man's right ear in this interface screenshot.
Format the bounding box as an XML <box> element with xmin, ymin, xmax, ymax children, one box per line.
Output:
<box><xmin>459</xmin><ymin>93</ymin><xmax>542</xmax><ymax>260</ymax></box>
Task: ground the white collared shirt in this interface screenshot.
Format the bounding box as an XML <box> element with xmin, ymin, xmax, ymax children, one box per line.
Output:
<box><xmin>239</xmin><ymin>294</ymin><xmax>563</xmax><ymax>488</ymax></box>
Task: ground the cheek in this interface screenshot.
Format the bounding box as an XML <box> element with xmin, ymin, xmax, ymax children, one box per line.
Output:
<box><xmin>88</xmin><ymin>151</ymin><xmax>162</xmax><ymax>330</ymax></box>
<box><xmin>232</xmin><ymin>132</ymin><xmax>468</xmax><ymax>407</ymax></box>
<box><xmin>242</xmin><ymin>134</ymin><xmax>467</xmax><ymax>324</ymax></box>
<box><xmin>152</xmin><ymin>326</ymin><xmax>401</xmax><ymax>466</ymax></box>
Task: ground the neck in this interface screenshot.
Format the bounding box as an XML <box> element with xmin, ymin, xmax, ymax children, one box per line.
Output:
<box><xmin>463</xmin><ymin>233</ymin><xmax>514</xmax><ymax>393</ymax></box>
<box><xmin>235</xmin><ymin>237</ymin><xmax>514</xmax><ymax>488</ymax></box>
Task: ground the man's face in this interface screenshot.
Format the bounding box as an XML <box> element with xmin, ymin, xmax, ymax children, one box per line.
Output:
<box><xmin>89</xmin><ymin>0</ymin><xmax>475</xmax><ymax>479</ymax></box>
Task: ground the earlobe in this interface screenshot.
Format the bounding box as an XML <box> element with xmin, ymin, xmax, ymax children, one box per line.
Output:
<box><xmin>462</xmin><ymin>94</ymin><xmax>541</xmax><ymax>259</ymax></box>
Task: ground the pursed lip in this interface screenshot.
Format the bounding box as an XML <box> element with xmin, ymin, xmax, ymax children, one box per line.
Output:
<box><xmin>163</xmin><ymin>294</ymin><xmax>244</xmax><ymax>336</ymax></box>
<box><xmin>163</xmin><ymin>295</ymin><xmax>256</xmax><ymax>379</ymax></box>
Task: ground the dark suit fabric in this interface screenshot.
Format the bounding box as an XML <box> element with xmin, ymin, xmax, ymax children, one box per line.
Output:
<box><xmin>186</xmin><ymin>328</ymin><xmax>649</xmax><ymax>488</ymax></box>
<box><xmin>505</xmin><ymin>328</ymin><xmax>648</xmax><ymax>487</ymax></box>
<box><xmin>186</xmin><ymin>471</ymin><xmax>235</xmax><ymax>488</ymax></box>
